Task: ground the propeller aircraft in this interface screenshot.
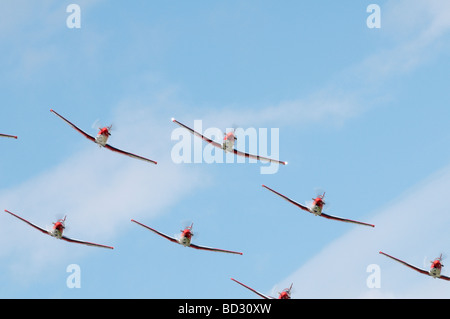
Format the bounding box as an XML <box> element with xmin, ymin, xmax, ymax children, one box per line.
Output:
<box><xmin>4</xmin><ymin>209</ymin><xmax>114</xmax><ymax>249</ymax></box>
<box><xmin>379</xmin><ymin>251</ymin><xmax>450</xmax><ymax>281</ymax></box>
<box><xmin>50</xmin><ymin>109</ymin><xmax>157</xmax><ymax>164</ymax></box>
<box><xmin>231</xmin><ymin>278</ymin><xmax>293</xmax><ymax>299</ymax></box>
<box><xmin>262</xmin><ymin>185</ymin><xmax>374</xmax><ymax>227</ymax></box>
<box><xmin>131</xmin><ymin>219</ymin><xmax>243</xmax><ymax>255</ymax></box>
<box><xmin>171</xmin><ymin>118</ymin><xmax>287</xmax><ymax>166</ymax></box>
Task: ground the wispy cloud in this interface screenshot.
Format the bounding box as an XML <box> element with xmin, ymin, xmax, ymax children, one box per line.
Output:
<box><xmin>212</xmin><ymin>0</ymin><xmax>450</xmax><ymax>131</ymax></box>
<box><xmin>2</xmin><ymin>0</ymin><xmax>449</xmax><ymax>296</ymax></box>
<box><xmin>0</xmin><ymin>109</ymin><xmax>208</xmax><ymax>284</ymax></box>
<box><xmin>273</xmin><ymin>163</ymin><xmax>450</xmax><ymax>298</ymax></box>
<box><xmin>355</xmin><ymin>0</ymin><xmax>450</xmax><ymax>82</ymax></box>
<box><xmin>271</xmin><ymin>0</ymin><xmax>450</xmax><ymax>298</ymax></box>
<box><xmin>195</xmin><ymin>87</ymin><xmax>362</xmax><ymax>131</ymax></box>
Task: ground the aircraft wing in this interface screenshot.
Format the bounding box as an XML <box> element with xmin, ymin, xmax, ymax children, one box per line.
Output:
<box><xmin>231</xmin><ymin>278</ymin><xmax>273</xmax><ymax>299</ymax></box>
<box><xmin>50</xmin><ymin>109</ymin><xmax>96</xmax><ymax>143</ymax></box>
<box><xmin>0</xmin><ymin>134</ymin><xmax>17</xmax><ymax>139</ymax></box>
<box><xmin>131</xmin><ymin>219</ymin><xmax>179</xmax><ymax>244</ymax></box>
<box><xmin>320</xmin><ymin>212</ymin><xmax>375</xmax><ymax>227</ymax></box>
<box><xmin>171</xmin><ymin>118</ymin><xmax>225</xmax><ymax>149</ymax></box>
<box><xmin>437</xmin><ymin>274</ymin><xmax>450</xmax><ymax>281</ymax></box>
<box><xmin>262</xmin><ymin>185</ymin><xmax>311</xmax><ymax>213</ymax></box>
<box><xmin>379</xmin><ymin>251</ymin><xmax>430</xmax><ymax>276</ymax></box>
<box><xmin>60</xmin><ymin>235</ymin><xmax>114</xmax><ymax>249</ymax></box>
<box><xmin>233</xmin><ymin>149</ymin><xmax>287</xmax><ymax>165</ymax></box>
<box><xmin>189</xmin><ymin>242</ymin><xmax>243</xmax><ymax>255</ymax></box>
<box><xmin>104</xmin><ymin>144</ymin><xmax>157</xmax><ymax>165</ymax></box>
<box><xmin>4</xmin><ymin>209</ymin><xmax>50</xmax><ymax>236</ymax></box>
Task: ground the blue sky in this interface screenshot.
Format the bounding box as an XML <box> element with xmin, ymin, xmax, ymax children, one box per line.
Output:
<box><xmin>1</xmin><ymin>0</ymin><xmax>450</xmax><ymax>299</ymax></box>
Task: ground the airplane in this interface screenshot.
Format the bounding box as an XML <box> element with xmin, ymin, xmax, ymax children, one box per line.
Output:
<box><xmin>231</xmin><ymin>278</ymin><xmax>293</xmax><ymax>299</ymax></box>
<box><xmin>50</xmin><ymin>109</ymin><xmax>157</xmax><ymax>164</ymax></box>
<box><xmin>4</xmin><ymin>209</ymin><xmax>114</xmax><ymax>249</ymax></box>
<box><xmin>171</xmin><ymin>118</ymin><xmax>287</xmax><ymax>166</ymax></box>
<box><xmin>262</xmin><ymin>185</ymin><xmax>375</xmax><ymax>227</ymax></box>
<box><xmin>379</xmin><ymin>251</ymin><xmax>450</xmax><ymax>281</ymax></box>
<box><xmin>0</xmin><ymin>134</ymin><xmax>17</xmax><ymax>139</ymax></box>
<box><xmin>131</xmin><ymin>219</ymin><xmax>243</xmax><ymax>255</ymax></box>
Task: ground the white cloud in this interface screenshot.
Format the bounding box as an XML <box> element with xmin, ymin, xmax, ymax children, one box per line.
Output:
<box><xmin>3</xmin><ymin>0</ymin><xmax>449</xmax><ymax>295</ymax></box>
<box><xmin>0</xmin><ymin>109</ymin><xmax>208</xmax><ymax>283</ymax></box>
<box><xmin>273</xmin><ymin>163</ymin><xmax>450</xmax><ymax>298</ymax></box>
<box><xmin>356</xmin><ymin>0</ymin><xmax>450</xmax><ymax>83</ymax></box>
<box><xmin>269</xmin><ymin>1</ymin><xmax>450</xmax><ymax>298</ymax></box>
<box><xmin>197</xmin><ymin>87</ymin><xmax>362</xmax><ymax>131</ymax></box>
<box><xmin>191</xmin><ymin>1</ymin><xmax>450</xmax><ymax>133</ymax></box>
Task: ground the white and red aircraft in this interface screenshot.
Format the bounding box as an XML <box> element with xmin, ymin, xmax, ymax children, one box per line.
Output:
<box><xmin>171</xmin><ymin>118</ymin><xmax>287</xmax><ymax>166</ymax></box>
<box><xmin>4</xmin><ymin>209</ymin><xmax>114</xmax><ymax>249</ymax></box>
<box><xmin>379</xmin><ymin>251</ymin><xmax>450</xmax><ymax>281</ymax></box>
<box><xmin>131</xmin><ymin>219</ymin><xmax>243</xmax><ymax>255</ymax></box>
<box><xmin>50</xmin><ymin>109</ymin><xmax>157</xmax><ymax>164</ymax></box>
<box><xmin>231</xmin><ymin>278</ymin><xmax>293</xmax><ymax>299</ymax></box>
<box><xmin>262</xmin><ymin>185</ymin><xmax>375</xmax><ymax>227</ymax></box>
<box><xmin>0</xmin><ymin>134</ymin><xmax>17</xmax><ymax>139</ymax></box>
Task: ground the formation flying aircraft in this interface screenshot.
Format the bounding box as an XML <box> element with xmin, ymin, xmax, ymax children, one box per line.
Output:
<box><xmin>171</xmin><ymin>118</ymin><xmax>287</xmax><ymax>166</ymax></box>
<box><xmin>50</xmin><ymin>109</ymin><xmax>157</xmax><ymax>164</ymax></box>
<box><xmin>379</xmin><ymin>251</ymin><xmax>450</xmax><ymax>281</ymax></box>
<box><xmin>131</xmin><ymin>219</ymin><xmax>243</xmax><ymax>255</ymax></box>
<box><xmin>4</xmin><ymin>209</ymin><xmax>114</xmax><ymax>249</ymax></box>
<box><xmin>262</xmin><ymin>185</ymin><xmax>375</xmax><ymax>227</ymax></box>
<box><xmin>231</xmin><ymin>278</ymin><xmax>293</xmax><ymax>299</ymax></box>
